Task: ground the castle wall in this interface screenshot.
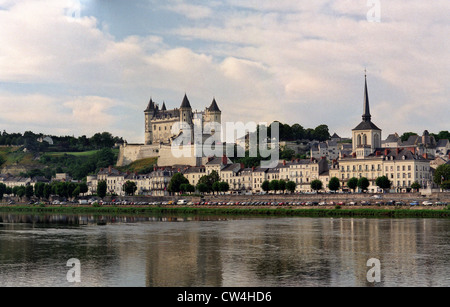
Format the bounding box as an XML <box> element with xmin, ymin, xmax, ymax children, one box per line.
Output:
<box><xmin>117</xmin><ymin>143</ymin><xmax>159</xmax><ymax>166</ymax></box>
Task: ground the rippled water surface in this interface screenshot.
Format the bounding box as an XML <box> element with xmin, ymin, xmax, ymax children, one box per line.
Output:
<box><xmin>0</xmin><ymin>213</ymin><xmax>449</xmax><ymax>287</ymax></box>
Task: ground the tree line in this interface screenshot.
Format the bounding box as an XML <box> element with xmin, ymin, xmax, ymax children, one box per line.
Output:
<box><xmin>0</xmin><ymin>181</ymin><xmax>88</xmax><ymax>201</ymax></box>
<box><xmin>0</xmin><ymin>130</ymin><xmax>124</xmax><ymax>152</ymax></box>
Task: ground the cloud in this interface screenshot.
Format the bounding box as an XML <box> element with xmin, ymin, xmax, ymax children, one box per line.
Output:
<box><xmin>0</xmin><ymin>0</ymin><xmax>448</xmax><ymax>144</ymax></box>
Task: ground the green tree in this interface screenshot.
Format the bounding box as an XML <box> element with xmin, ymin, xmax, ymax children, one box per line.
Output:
<box><xmin>410</xmin><ymin>181</ymin><xmax>421</xmax><ymax>192</ymax></box>
<box><xmin>328</xmin><ymin>177</ymin><xmax>340</xmax><ymax>193</ymax></box>
<box><xmin>168</xmin><ymin>173</ymin><xmax>189</xmax><ymax>194</ymax></box>
<box><xmin>357</xmin><ymin>177</ymin><xmax>370</xmax><ymax>192</ymax></box>
<box><xmin>180</xmin><ymin>183</ymin><xmax>195</xmax><ymax>194</ymax></box>
<box><xmin>311</xmin><ymin>179</ymin><xmax>323</xmax><ymax>192</ymax></box>
<box><xmin>43</xmin><ymin>184</ymin><xmax>52</xmax><ymax>199</ymax></box>
<box><xmin>97</xmin><ymin>180</ymin><xmax>107</xmax><ymax>199</ymax></box>
<box><xmin>78</xmin><ymin>182</ymin><xmax>88</xmax><ymax>195</ymax></box>
<box><xmin>441</xmin><ymin>180</ymin><xmax>450</xmax><ymax>190</ymax></box>
<box><xmin>313</xmin><ymin>125</ymin><xmax>330</xmax><ymax>142</ymax></box>
<box><xmin>197</xmin><ymin>170</ymin><xmax>220</xmax><ymax>193</ymax></box>
<box><xmin>219</xmin><ymin>181</ymin><xmax>229</xmax><ymax>193</ymax></box>
<box><xmin>434</xmin><ymin>164</ymin><xmax>450</xmax><ymax>187</ymax></box>
<box><xmin>72</xmin><ymin>186</ymin><xmax>80</xmax><ymax>198</ymax></box>
<box><xmin>286</xmin><ymin>181</ymin><xmax>296</xmax><ymax>194</ymax></box>
<box><xmin>0</xmin><ymin>183</ymin><xmax>6</xmax><ymax>200</ymax></box>
<box><xmin>212</xmin><ymin>181</ymin><xmax>221</xmax><ymax>195</ymax></box>
<box><xmin>347</xmin><ymin>177</ymin><xmax>358</xmax><ymax>192</ymax></box>
<box><xmin>400</xmin><ymin>132</ymin><xmax>417</xmax><ymax>142</ymax></box>
<box><xmin>278</xmin><ymin>179</ymin><xmax>286</xmax><ymax>193</ymax></box>
<box><xmin>375</xmin><ymin>176</ymin><xmax>391</xmax><ymax>192</ymax></box>
<box><xmin>34</xmin><ymin>182</ymin><xmax>45</xmax><ymax>199</ymax></box>
<box><xmin>269</xmin><ymin>180</ymin><xmax>280</xmax><ymax>193</ymax></box>
<box><xmin>123</xmin><ymin>180</ymin><xmax>137</xmax><ymax>196</ymax></box>
<box><xmin>196</xmin><ymin>183</ymin><xmax>208</xmax><ymax>194</ymax></box>
<box><xmin>261</xmin><ymin>180</ymin><xmax>270</xmax><ymax>193</ymax></box>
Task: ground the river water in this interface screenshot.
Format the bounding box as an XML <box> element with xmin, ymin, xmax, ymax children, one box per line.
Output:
<box><xmin>0</xmin><ymin>213</ymin><xmax>448</xmax><ymax>287</ymax></box>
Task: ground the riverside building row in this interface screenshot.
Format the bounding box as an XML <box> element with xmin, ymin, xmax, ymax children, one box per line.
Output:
<box><xmin>86</xmin><ymin>74</ymin><xmax>444</xmax><ymax>196</ymax></box>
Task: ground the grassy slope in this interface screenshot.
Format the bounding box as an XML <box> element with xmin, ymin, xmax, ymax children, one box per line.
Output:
<box><xmin>117</xmin><ymin>157</ymin><xmax>158</xmax><ymax>173</ymax></box>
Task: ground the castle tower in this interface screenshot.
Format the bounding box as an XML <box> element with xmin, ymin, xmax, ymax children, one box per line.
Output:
<box><xmin>352</xmin><ymin>74</ymin><xmax>382</xmax><ymax>158</ymax></box>
<box><xmin>180</xmin><ymin>94</ymin><xmax>193</xmax><ymax>125</ymax></box>
<box><xmin>205</xmin><ymin>97</ymin><xmax>221</xmax><ymax>124</ymax></box>
<box><xmin>144</xmin><ymin>97</ymin><xmax>155</xmax><ymax>145</ymax></box>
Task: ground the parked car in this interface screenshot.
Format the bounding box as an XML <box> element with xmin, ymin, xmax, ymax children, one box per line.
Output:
<box><xmin>409</xmin><ymin>201</ymin><xmax>419</xmax><ymax>206</ymax></box>
<box><xmin>176</xmin><ymin>199</ymin><xmax>187</xmax><ymax>205</ymax></box>
<box><xmin>422</xmin><ymin>201</ymin><xmax>433</xmax><ymax>206</ymax></box>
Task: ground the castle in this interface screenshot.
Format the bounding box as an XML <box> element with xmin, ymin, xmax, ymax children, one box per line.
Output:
<box><xmin>117</xmin><ymin>94</ymin><xmax>222</xmax><ymax>167</ymax></box>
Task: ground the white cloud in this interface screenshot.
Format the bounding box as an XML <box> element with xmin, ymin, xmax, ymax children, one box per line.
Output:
<box><xmin>0</xmin><ymin>0</ymin><xmax>448</xmax><ymax>144</ymax></box>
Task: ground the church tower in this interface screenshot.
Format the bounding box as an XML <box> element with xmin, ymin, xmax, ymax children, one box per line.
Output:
<box><xmin>352</xmin><ymin>74</ymin><xmax>382</xmax><ymax>158</ymax></box>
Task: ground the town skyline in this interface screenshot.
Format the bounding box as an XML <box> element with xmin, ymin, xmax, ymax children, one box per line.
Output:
<box><xmin>0</xmin><ymin>0</ymin><xmax>448</xmax><ymax>143</ymax></box>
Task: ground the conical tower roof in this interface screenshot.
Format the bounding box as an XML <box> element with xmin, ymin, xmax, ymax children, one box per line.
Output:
<box><xmin>144</xmin><ymin>97</ymin><xmax>155</xmax><ymax>112</ymax></box>
<box><xmin>180</xmin><ymin>94</ymin><xmax>192</xmax><ymax>109</ymax></box>
<box><xmin>208</xmin><ymin>98</ymin><xmax>221</xmax><ymax>112</ymax></box>
<box><xmin>161</xmin><ymin>102</ymin><xmax>167</xmax><ymax>111</ymax></box>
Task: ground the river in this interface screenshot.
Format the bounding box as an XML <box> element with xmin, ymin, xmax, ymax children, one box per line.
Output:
<box><xmin>0</xmin><ymin>213</ymin><xmax>448</xmax><ymax>287</ymax></box>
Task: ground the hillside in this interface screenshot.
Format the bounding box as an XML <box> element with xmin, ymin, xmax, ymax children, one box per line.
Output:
<box><xmin>0</xmin><ymin>147</ymin><xmax>120</xmax><ymax>179</ymax></box>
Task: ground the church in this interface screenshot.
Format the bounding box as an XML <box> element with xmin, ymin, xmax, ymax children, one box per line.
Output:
<box><xmin>339</xmin><ymin>74</ymin><xmax>432</xmax><ymax>192</ymax></box>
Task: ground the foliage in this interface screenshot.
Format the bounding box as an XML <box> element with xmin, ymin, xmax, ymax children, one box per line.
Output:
<box><xmin>0</xmin><ymin>130</ymin><xmax>123</xmax><ymax>152</ymax></box>
<box><xmin>261</xmin><ymin>180</ymin><xmax>270</xmax><ymax>192</ymax></box>
<box><xmin>328</xmin><ymin>177</ymin><xmax>340</xmax><ymax>192</ymax></box>
<box><xmin>97</xmin><ymin>180</ymin><xmax>107</xmax><ymax>199</ymax></box>
<box><xmin>286</xmin><ymin>181</ymin><xmax>296</xmax><ymax>193</ymax></box>
<box><xmin>269</xmin><ymin>180</ymin><xmax>280</xmax><ymax>192</ymax></box>
<box><xmin>411</xmin><ymin>181</ymin><xmax>421</xmax><ymax>191</ymax></box>
<box><xmin>357</xmin><ymin>177</ymin><xmax>370</xmax><ymax>192</ymax></box>
<box><xmin>375</xmin><ymin>176</ymin><xmax>391</xmax><ymax>191</ymax></box>
<box><xmin>180</xmin><ymin>183</ymin><xmax>195</xmax><ymax>194</ymax></box>
<box><xmin>434</xmin><ymin>164</ymin><xmax>450</xmax><ymax>187</ymax></box>
<box><xmin>123</xmin><ymin>180</ymin><xmax>137</xmax><ymax>196</ymax></box>
<box><xmin>196</xmin><ymin>170</ymin><xmax>220</xmax><ymax>193</ymax></box>
<box><xmin>347</xmin><ymin>177</ymin><xmax>358</xmax><ymax>192</ymax></box>
<box><xmin>168</xmin><ymin>173</ymin><xmax>189</xmax><ymax>194</ymax></box>
<box><xmin>310</xmin><ymin>179</ymin><xmax>323</xmax><ymax>191</ymax></box>
<box><xmin>400</xmin><ymin>132</ymin><xmax>418</xmax><ymax>142</ymax></box>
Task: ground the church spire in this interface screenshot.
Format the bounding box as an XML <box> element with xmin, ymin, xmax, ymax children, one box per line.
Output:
<box><xmin>362</xmin><ymin>73</ymin><xmax>371</xmax><ymax>122</ymax></box>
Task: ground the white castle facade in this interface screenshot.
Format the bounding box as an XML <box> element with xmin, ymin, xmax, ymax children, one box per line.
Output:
<box><xmin>117</xmin><ymin>94</ymin><xmax>222</xmax><ymax>167</ymax></box>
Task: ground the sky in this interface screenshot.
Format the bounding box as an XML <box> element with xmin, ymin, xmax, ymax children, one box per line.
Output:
<box><xmin>0</xmin><ymin>0</ymin><xmax>448</xmax><ymax>143</ymax></box>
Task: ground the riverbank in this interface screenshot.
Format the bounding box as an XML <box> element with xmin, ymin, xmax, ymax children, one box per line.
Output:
<box><xmin>0</xmin><ymin>204</ymin><xmax>449</xmax><ymax>219</ymax></box>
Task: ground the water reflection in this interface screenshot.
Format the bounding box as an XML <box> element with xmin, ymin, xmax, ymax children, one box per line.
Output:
<box><xmin>0</xmin><ymin>213</ymin><xmax>449</xmax><ymax>287</ymax></box>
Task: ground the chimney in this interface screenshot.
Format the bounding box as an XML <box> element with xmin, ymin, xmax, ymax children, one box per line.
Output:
<box><xmin>396</xmin><ymin>148</ymin><xmax>400</xmax><ymax>155</ymax></box>
<box><xmin>283</xmin><ymin>160</ymin><xmax>286</xmax><ymax>166</ymax></box>
<box><xmin>108</xmin><ymin>166</ymin><xmax>112</xmax><ymax>174</ymax></box>
<box><xmin>375</xmin><ymin>151</ymin><xmax>380</xmax><ymax>156</ymax></box>
<box><xmin>252</xmin><ymin>166</ymin><xmax>255</xmax><ymax>171</ymax></box>
<box><xmin>384</xmin><ymin>148</ymin><xmax>389</xmax><ymax>156</ymax></box>
<box><xmin>240</xmin><ymin>163</ymin><xmax>245</xmax><ymax>169</ymax></box>
<box><xmin>352</xmin><ymin>152</ymin><xmax>356</xmax><ymax>158</ymax></box>
<box><xmin>222</xmin><ymin>155</ymin><xmax>227</xmax><ymax>165</ymax></box>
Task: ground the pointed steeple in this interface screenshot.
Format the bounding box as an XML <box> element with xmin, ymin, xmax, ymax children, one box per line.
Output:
<box><xmin>208</xmin><ymin>97</ymin><xmax>221</xmax><ymax>112</ymax></box>
<box><xmin>161</xmin><ymin>101</ymin><xmax>167</xmax><ymax>111</ymax></box>
<box><xmin>145</xmin><ymin>97</ymin><xmax>155</xmax><ymax>112</ymax></box>
<box><xmin>362</xmin><ymin>73</ymin><xmax>371</xmax><ymax>122</ymax></box>
<box><xmin>180</xmin><ymin>94</ymin><xmax>192</xmax><ymax>109</ymax></box>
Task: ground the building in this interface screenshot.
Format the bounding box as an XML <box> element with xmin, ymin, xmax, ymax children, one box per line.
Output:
<box><xmin>118</xmin><ymin>94</ymin><xmax>223</xmax><ymax>167</ymax></box>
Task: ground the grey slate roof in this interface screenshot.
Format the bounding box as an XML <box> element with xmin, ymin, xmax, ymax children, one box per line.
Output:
<box><xmin>180</xmin><ymin>94</ymin><xmax>192</xmax><ymax>109</ymax></box>
<box><xmin>353</xmin><ymin>120</ymin><xmax>381</xmax><ymax>131</ymax></box>
<box><xmin>207</xmin><ymin>98</ymin><xmax>221</xmax><ymax>112</ymax></box>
